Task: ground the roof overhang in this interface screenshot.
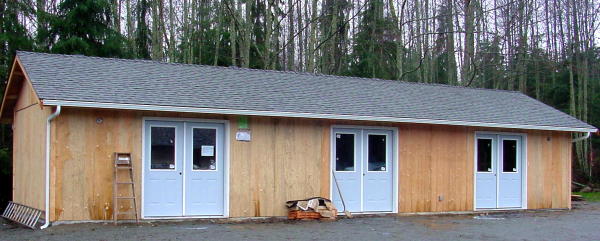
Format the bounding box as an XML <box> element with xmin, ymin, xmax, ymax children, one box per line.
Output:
<box><xmin>42</xmin><ymin>99</ymin><xmax>598</xmax><ymax>133</ymax></box>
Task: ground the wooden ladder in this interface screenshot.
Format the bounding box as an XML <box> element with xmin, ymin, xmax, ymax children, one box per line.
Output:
<box><xmin>113</xmin><ymin>153</ymin><xmax>139</xmax><ymax>224</ymax></box>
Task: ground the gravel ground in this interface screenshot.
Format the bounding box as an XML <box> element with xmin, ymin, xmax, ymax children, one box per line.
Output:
<box><xmin>2</xmin><ymin>202</ymin><xmax>600</xmax><ymax>241</ymax></box>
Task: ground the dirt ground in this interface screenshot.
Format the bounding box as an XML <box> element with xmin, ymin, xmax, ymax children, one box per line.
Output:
<box><xmin>2</xmin><ymin>202</ymin><xmax>600</xmax><ymax>241</ymax></box>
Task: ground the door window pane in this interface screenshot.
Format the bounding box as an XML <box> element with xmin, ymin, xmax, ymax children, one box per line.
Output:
<box><xmin>151</xmin><ymin>127</ymin><xmax>176</xmax><ymax>169</ymax></box>
<box><xmin>368</xmin><ymin>135</ymin><xmax>387</xmax><ymax>171</ymax></box>
<box><xmin>477</xmin><ymin>138</ymin><xmax>492</xmax><ymax>172</ymax></box>
<box><xmin>503</xmin><ymin>140</ymin><xmax>518</xmax><ymax>172</ymax></box>
<box><xmin>193</xmin><ymin>128</ymin><xmax>217</xmax><ymax>170</ymax></box>
<box><xmin>335</xmin><ymin>133</ymin><xmax>355</xmax><ymax>171</ymax></box>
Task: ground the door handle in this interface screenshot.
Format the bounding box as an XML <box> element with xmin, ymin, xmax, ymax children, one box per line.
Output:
<box><xmin>179</xmin><ymin>172</ymin><xmax>182</xmax><ymax>175</ymax></box>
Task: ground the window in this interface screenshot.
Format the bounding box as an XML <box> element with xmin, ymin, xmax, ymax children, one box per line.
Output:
<box><xmin>477</xmin><ymin>138</ymin><xmax>492</xmax><ymax>172</ymax></box>
<box><xmin>503</xmin><ymin>140</ymin><xmax>518</xmax><ymax>172</ymax></box>
<box><xmin>335</xmin><ymin>133</ymin><xmax>355</xmax><ymax>171</ymax></box>
<box><xmin>368</xmin><ymin>135</ymin><xmax>387</xmax><ymax>171</ymax></box>
<box><xmin>193</xmin><ymin>128</ymin><xmax>217</xmax><ymax>170</ymax></box>
<box><xmin>150</xmin><ymin>127</ymin><xmax>176</xmax><ymax>169</ymax></box>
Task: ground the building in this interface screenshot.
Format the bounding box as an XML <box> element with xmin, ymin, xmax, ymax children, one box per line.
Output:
<box><xmin>1</xmin><ymin>51</ymin><xmax>596</xmax><ymax>225</ymax></box>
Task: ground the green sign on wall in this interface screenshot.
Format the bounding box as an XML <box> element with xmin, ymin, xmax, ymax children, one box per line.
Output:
<box><xmin>238</xmin><ymin>116</ymin><xmax>249</xmax><ymax>129</ymax></box>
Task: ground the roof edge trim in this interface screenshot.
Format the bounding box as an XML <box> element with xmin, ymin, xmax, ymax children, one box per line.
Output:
<box><xmin>42</xmin><ymin>99</ymin><xmax>598</xmax><ymax>133</ymax></box>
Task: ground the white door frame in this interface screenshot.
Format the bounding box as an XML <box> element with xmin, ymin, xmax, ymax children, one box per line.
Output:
<box><xmin>329</xmin><ymin>125</ymin><xmax>399</xmax><ymax>214</ymax></box>
<box><xmin>141</xmin><ymin>116</ymin><xmax>230</xmax><ymax>219</ymax></box>
<box><xmin>473</xmin><ymin>131</ymin><xmax>528</xmax><ymax>210</ymax></box>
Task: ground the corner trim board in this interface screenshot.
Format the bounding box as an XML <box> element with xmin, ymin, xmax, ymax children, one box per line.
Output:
<box><xmin>41</xmin><ymin>100</ymin><xmax>597</xmax><ymax>133</ymax></box>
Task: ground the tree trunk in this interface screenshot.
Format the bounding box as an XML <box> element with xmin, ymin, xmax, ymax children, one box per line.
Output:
<box><xmin>286</xmin><ymin>0</ymin><xmax>295</xmax><ymax>71</ymax></box>
<box><xmin>242</xmin><ymin>0</ymin><xmax>252</xmax><ymax>68</ymax></box>
<box><xmin>151</xmin><ymin>0</ymin><xmax>164</xmax><ymax>61</ymax></box>
<box><xmin>230</xmin><ymin>0</ymin><xmax>237</xmax><ymax>66</ymax></box>
<box><xmin>446</xmin><ymin>0</ymin><xmax>457</xmax><ymax>85</ymax></box>
<box><xmin>126</xmin><ymin>0</ymin><xmax>135</xmax><ymax>52</ymax></box>
<box><xmin>462</xmin><ymin>0</ymin><xmax>474</xmax><ymax>84</ymax></box>
<box><xmin>389</xmin><ymin>0</ymin><xmax>405</xmax><ymax>80</ymax></box>
<box><xmin>112</xmin><ymin>0</ymin><xmax>121</xmax><ymax>33</ymax></box>
<box><xmin>306</xmin><ymin>0</ymin><xmax>318</xmax><ymax>72</ymax></box>
<box><xmin>297</xmin><ymin>0</ymin><xmax>304</xmax><ymax>72</ymax></box>
<box><xmin>168</xmin><ymin>0</ymin><xmax>176</xmax><ymax>61</ymax></box>
<box><xmin>214</xmin><ymin>0</ymin><xmax>222</xmax><ymax>66</ymax></box>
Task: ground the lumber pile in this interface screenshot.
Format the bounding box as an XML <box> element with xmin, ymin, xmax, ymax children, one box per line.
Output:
<box><xmin>286</xmin><ymin>197</ymin><xmax>337</xmax><ymax>221</ymax></box>
<box><xmin>571</xmin><ymin>194</ymin><xmax>584</xmax><ymax>202</ymax></box>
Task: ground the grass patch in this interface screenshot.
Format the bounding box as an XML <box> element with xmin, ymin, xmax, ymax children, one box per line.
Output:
<box><xmin>573</xmin><ymin>192</ymin><xmax>600</xmax><ymax>202</ymax></box>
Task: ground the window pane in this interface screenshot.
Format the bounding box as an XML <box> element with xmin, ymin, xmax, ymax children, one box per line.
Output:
<box><xmin>477</xmin><ymin>139</ymin><xmax>492</xmax><ymax>172</ymax></box>
<box><xmin>503</xmin><ymin>140</ymin><xmax>517</xmax><ymax>172</ymax></box>
<box><xmin>193</xmin><ymin>128</ymin><xmax>217</xmax><ymax>170</ymax></box>
<box><xmin>151</xmin><ymin>127</ymin><xmax>175</xmax><ymax>169</ymax></box>
<box><xmin>368</xmin><ymin>135</ymin><xmax>387</xmax><ymax>171</ymax></box>
<box><xmin>335</xmin><ymin>134</ymin><xmax>355</xmax><ymax>171</ymax></box>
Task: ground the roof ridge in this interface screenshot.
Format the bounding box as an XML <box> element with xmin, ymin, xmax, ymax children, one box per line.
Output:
<box><xmin>17</xmin><ymin>50</ymin><xmax>521</xmax><ymax>94</ymax></box>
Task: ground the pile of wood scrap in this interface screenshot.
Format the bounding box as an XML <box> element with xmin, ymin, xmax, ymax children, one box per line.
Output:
<box><xmin>571</xmin><ymin>194</ymin><xmax>584</xmax><ymax>201</ymax></box>
<box><xmin>286</xmin><ymin>197</ymin><xmax>337</xmax><ymax>221</ymax></box>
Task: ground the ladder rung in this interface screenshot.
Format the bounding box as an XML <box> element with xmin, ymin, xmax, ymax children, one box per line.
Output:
<box><xmin>116</xmin><ymin>182</ymin><xmax>134</xmax><ymax>184</ymax></box>
<box><xmin>116</xmin><ymin>197</ymin><xmax>136</xmax><ymax>199</ymax></box>
<box><xmin>116</xmin><ymin>166</ymin><xmax>132</xmax><ymax>169</ymax></box>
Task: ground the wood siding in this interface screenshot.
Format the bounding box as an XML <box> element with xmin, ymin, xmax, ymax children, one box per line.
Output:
<box><xmin>398</xmin><ymin>124</ymin><xmax>473</xmax><ymax>212</ymax></box>
<box><xmin>12</xmin><ymin>81</ymin><xmax>50</xmax><ymax>211</ymax></box>
<box><xmin>48</xmin><ymin>108</ymin><xmax>572</xmax><ymax>221</ymax></box>
<box><xmin>50</xmin><ymin>109</ymin><xmax>140</xmax><ymax>221</ymax></box>
<box><xmin>228</xmin><ymin>117</ymin><xmax>327</xmax><ymax>217</ymax></box>
<box><xmin>526</xmin><ymin>131</ymin><xmax>572</xmax><ymax>209</ymax></box>
<box><xmin>50</xmin><ymin>109</ymin><xmax>328</xmax><ymax>220</ymax></box>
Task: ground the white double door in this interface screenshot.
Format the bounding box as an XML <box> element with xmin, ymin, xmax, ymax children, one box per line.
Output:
<box><xmin>332</xmin><ymin>128</ymin><xmax>394</xmax><ymax>213</ymax></box>
<box><xmin>475</xmin><ymin>134</ymin><xmax>524</xmax><ymax>209</ymax></box>
<box><xmin>143</xmin><ymin>120</ymin><xmax>225</xmax><ymax>217</ymax></box>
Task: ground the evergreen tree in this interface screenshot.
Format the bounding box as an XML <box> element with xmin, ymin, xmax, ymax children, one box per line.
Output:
<box><xmin>48</xmin><ymin>0</ymin><xmax>128</xmax><ymax>57</ymax></box>
<box><xmin>0</xmin><ymin>1</ymin><xmax>34</xmax><ymax>80</ymax></box>
<box><xmin>350</xmin><ymin>0</ymin><xmax>396</xmax><ymax>79</ymax></box>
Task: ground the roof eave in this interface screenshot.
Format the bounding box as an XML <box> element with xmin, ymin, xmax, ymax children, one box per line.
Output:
<box><xmin>41</xmin><ymin>99</ymin><xmax>598</xmax><ymax>133</ymax></box>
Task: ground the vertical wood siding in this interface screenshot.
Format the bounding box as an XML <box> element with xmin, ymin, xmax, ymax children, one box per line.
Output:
<box><xmin>526</xmin><ymin>131</ymin><xmax>572</xmax><ymax>209</ymax></box>
<box><xmin>12</xmin><ymin>81</ymin><xmax>49</xmax><ymax>211</ymax></box>
<box><xmin>48</xmin><ymin>109</ymin><xmax>572</xmax><ymax>221</ymax></box>
<box><xmin>398</xmin><ymin>125</ymin><xmax>473</xmax><ymax>212</ymax></box>
<box><xmin>51</xmin><ymin>110</ymin><xmax>141</xmax><ymax>221</ymax></box>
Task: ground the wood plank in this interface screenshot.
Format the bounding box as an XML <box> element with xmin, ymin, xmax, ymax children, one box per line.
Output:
<box><xmin>320</xmin><ymin>121</ymin><xmax>331</xmax><ymax>198</ymax></box>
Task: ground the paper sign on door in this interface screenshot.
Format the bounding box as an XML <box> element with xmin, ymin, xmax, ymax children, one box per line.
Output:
<box><xmin>201</xmin><ymin>145</ymin><xmax>215</xmax><ymax>156</ymax></box>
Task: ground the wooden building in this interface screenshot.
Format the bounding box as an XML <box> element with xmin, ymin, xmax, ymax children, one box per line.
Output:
<box><xmin>1</xmin><ymin>52</ymin><xmax>596</xmax><ymax>225</ymax></box>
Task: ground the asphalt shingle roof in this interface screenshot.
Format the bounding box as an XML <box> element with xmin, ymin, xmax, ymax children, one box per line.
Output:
<box><xmin>16</xmin><ymin>51</ymin><xmax>596</xmax><ymax>132</ymax></box>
